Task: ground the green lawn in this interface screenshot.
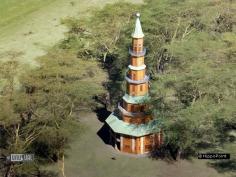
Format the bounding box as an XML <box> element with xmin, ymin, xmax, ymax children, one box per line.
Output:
<box><xmin>0</xmin><ymin>0</ymin><xmax>143</xmax><ymax>65</ymax></box>
<box><xmin>0</xmin><ymin>0</ymin><xmax>54</xmax><ymax>23</ymax></box>
<box><xmin>0</xmin><ymin>0</ymin><xmax>56</xmax><ymax>31</ymax></box>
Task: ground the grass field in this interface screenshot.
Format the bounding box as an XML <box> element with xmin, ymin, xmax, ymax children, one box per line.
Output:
<box><xmin>0</xmin><ymin>0</ymin><xmax>142</xmax><ymax>66</ymax></box>
<box><xmin>0</xmin><ymin>0</ymin><xmax>56</xmax><ymax>28</ymax></box>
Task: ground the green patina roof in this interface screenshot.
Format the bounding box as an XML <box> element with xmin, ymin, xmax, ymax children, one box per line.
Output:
<box><xmin>122</xmin><ymin>93</ymin><xmax>150</xmax><ymax>104</ymax></box>
<box><xmin>105</xmin><ymin>113</ymin><xmax>160</xmax><ymax>137</ymax></box>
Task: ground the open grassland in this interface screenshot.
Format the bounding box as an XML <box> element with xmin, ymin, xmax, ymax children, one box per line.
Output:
<box><xmin>0</xmin><ymin>0</ymin><xmax>143</xmax><ymax>65</ymax></box>
<box><xmin>0</xmin><ymin>0</ymin><xmax>56</xmax><ymax>29</ymax></box>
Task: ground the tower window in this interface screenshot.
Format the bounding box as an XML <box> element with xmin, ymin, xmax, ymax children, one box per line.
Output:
<box><xmin>132</xmin><ymin>73</ymin><xmax>136</xmax><ymax>79</ymax></box>
<box><xmin>132</xmin><ymin>85</ymin><xmax>135</xmax><ymax>92</ymax></box>
<box><xmin>125</xmin><ymin>145</ymin><xmax>130</xmax><ymax>149</ymax></box>
<box><xmin>145</xmin><ymin>145</ymin><xmax>151</xmax><ymax>150</ymax></box>
<box><xmin>140</xmin><ymin>85</ymin><xmax>143</xmax><ymax>91</ymax></box>
<box><xmin>140</xmin><ymin>105</ymin><xmax>144</xmax><ymax>111</ymax></box>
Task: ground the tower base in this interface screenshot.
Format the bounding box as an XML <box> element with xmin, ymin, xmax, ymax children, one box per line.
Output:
<box><xmin>106</xmin><ymin>113</ymin><xmax>162</xmax><ymax>155</ymax></box>
<box><xmin>109</xmin><ymin>129</ymin><xmax>163</xmax><ymax>155</ymax></box>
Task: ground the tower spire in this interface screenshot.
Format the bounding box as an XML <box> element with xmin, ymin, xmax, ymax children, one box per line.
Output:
<box><xmin>132</xmin><ymin>13</ymin><xmax>144</xmax><ymax>38</ymax></box>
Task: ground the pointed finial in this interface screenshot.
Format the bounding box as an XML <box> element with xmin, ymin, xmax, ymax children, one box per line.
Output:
<box><xmin>132</xmin><ymin>12</ymin><xmax>144</xmax><ymax>38</ymax></box>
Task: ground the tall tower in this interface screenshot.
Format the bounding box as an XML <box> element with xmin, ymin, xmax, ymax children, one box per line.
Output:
<box><xmin>105</xmin><ymin>13</ymin><xmax>162</xmax><ymax>155</ymax></box>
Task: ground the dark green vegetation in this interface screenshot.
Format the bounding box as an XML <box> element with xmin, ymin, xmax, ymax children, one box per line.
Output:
<box><xmin>0</xmin><ymin>0</ymin><xmax>235</xmax><ymax>176</ymax></box>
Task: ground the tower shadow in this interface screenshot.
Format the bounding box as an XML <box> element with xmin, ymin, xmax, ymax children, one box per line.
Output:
<box><xmin>94</xmin><ymin>106</ymin><xmax>114</xmax><ymax>147</ymax></box>
<box><xmin>94</xmin><ymin>107</ymin><xmax>111</xmax><ymax>123</ymax></box>
<box><xmin>97</xmin><ymin>123</ymin><xmax>113</xmax><ymax>146</ymax></box>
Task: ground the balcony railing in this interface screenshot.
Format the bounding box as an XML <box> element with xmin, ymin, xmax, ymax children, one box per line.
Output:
<box><xmin>118</xmin><ymin>102</ymin><xmax>145</xmax><ymax>117</ymax></box>
<box><xmin>129</xmin><ymin>47</ymin><xmax>146</xmax><ymax>57</ymax></box>
<box><xmin>125</xmin><ymin>75</ymin><xmax>149</xmax><ymax>84</ymax></box>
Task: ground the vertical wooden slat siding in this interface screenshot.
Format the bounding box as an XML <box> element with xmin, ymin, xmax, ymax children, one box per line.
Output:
<box><xmin>130</xmin><ymin>56</ymin><xmax>144</xmax><ymax>66</ymax></box>
<box><xmin>132</xmin><ymin>138</ymin><xmax>135</xmax><ymax>153</ymax></box>
<box><xmin>120</xmin><ymin>136</ymin><xmax>123</xmax><ymax>151</ymax></box>
<box><xmin>119</xmin><ymin>133</ymin><xmax>163</xmax><ymax>154</ymax></box>
<box><xmin>123</xmin><ymin>135</ymin><xmax>132</xmax><ymax>153</ymax></box>
<box><xmin>123</xmin><ymin>102</ymin><xmax>147</xmax><ymax>112</ymax></box>
<box><xmin>144</xmin><ymin>134</ymin><xmax>152</xmax><ymax>152</ymax></box>
<box><xmin>135</xmin><ymin>137</ymin><xmax>141</xmax><ymax>154</ymax></box>
<box><xmin>129</xmin><ymin>70</ymin><xmax>145</xmax><ymax>80</ymax></box>
<box><xmin>119</xmin><ymin>135</ymin><xmax>158</xmax><ymax>154</ymax></box>
<box><xmin>132</xmin><ymin>38</ymin><xmax>143</xmax><ymax>52</ymax></box>
<box><xmin>127</xmin><ymin>83</ymin><xmax>148</xmax><ymax>96</ymax></box>
<box><xmin>141</xmin><ymin>137</ymin><xmax>144</xmax><ymax>154</ymax></box>
<box><xmin>123</xmin><ymin>115</ymin><xmax>152</xmax><ymax>124</ymax></box>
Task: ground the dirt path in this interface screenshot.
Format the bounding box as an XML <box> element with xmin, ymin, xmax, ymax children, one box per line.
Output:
<box><xmin>0</xmin><ymin>0</ymin><xmax>142</xmax><ymax>66</ymax></box>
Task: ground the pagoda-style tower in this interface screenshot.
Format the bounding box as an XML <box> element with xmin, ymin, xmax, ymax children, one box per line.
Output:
<box><xmin>105</xmin><ymin>13</ymin><xmax>162</xmax><ymax>155</ymax></box>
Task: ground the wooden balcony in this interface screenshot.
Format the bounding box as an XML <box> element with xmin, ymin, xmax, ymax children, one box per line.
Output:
<box><xmin>129</xmin><ymin>47</ymin><xmax>146</xmax><ymax>57</ymax></box>
<box><xmin>125</xmin><ymin>75</ymin><xmax>149</xmax><ymax>84</ymax></box>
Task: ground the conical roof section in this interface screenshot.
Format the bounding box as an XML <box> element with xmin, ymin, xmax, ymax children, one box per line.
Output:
<box><xmin>132</xmin><ymin>13</ymin><xmax>144</xmax><ymax>38</ymax></box>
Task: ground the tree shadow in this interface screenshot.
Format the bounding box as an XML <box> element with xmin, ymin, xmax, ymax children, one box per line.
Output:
<box><xmin>207</xmin><ymin>159</ymin><xmax>236</xmax><ymax>174</ymax></box>
<box><xmin>149</xmin><ymin>144</ymin><xmax>194</xmax><ymax>164</ymax></box>
<box><xmin>149</xmin><ymin>144</ymin><xmax>175</xmax><ymax>164</ymax></box>
<box><xmin>38</xmin><ymin>170</ymin><xmax>59</xmax><ymax>177</ymax></box>
<box><xmin>0</xmin><ymin>127</ymin><xmax>8</xmax><ymax>148</ymax></box>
